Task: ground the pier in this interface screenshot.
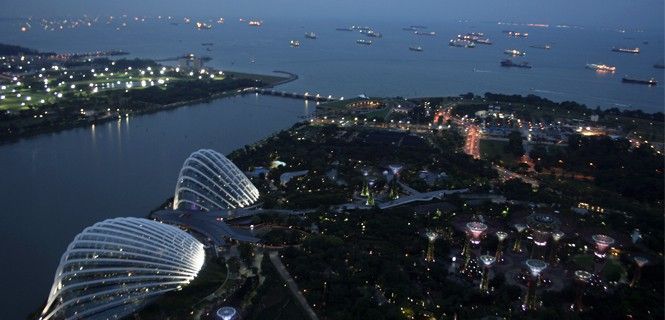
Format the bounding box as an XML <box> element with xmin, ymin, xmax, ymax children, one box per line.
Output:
<box><xmin>241</xmin><ymin>87</ymin><xmax>342</xmax><ymax>102</ymax></box>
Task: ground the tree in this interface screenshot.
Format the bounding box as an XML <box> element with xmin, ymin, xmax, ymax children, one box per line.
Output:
<box><xmin>506</xmin><ymin>130</ymin><xmax>525</xmax><ymax>157</ymax></box>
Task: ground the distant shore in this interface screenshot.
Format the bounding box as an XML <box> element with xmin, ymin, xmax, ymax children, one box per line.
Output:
<box><xmin>0</xmin><ymin>70</ymin><xmax>297</xmax><ymax>145</ymax></box>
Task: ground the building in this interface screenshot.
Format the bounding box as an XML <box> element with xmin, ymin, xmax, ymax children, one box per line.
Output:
<box><xmin>173</xmin><ymin>149</ymin><xmax>260</xmax><ymax>212</ymax></box>
<box><xmin>41</xmin><ymin>217</ymin><xmax>206</xmax><ymax>320</ymax></box>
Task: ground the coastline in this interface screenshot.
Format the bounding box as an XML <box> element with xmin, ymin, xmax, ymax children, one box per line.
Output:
<box><xmin>0</xmin><ymin>70</ymin><xmax>298</xmax><ymax>145</ymax></box>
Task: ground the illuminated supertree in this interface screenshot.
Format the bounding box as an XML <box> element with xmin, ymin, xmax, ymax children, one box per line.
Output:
<box><xmin>461</xmin><ymin>222</ymin><xmax>487</xmax><ymax>272</ymax></box>
<box><xmin>512</xmin><ymin>224</ymin><xmax>526</xmax><ymax>253</ymax></box>
<box><xmin>527</xmin><ymin>214</ymin><xmax>560</xmax><ymax>259</ymax></box>
<box><xmin>478</xmin><ymin>255</ymin><xmax>496</xmax><ymax>292</ymax></box>
<box><xmin>591</xmin><ymin>234</ymin><xmax>615</xmax><ymax>274</ymax></box>
<box><xmin>523</xmin><ymin>259</ymin><xmax>548</xmax><ymax>311</ymax></box>
<box><xmin>573</xmin><ymin>270</ymin><xmax>592</xmax><ymax>312</ymax></box>
<box><xmin>549</xmin><ymin>231</ymin><xmax>565</xmax><ymax>264</ymax></box>
<box><xmin>495</xmin><ymin>231</ymin><xmax>508</xmax><ymax>263</ymax></box>
<box><xmin>425</xmin><ymin>230</ymin><xmax>440</xmax><ymax>263</ymax></box>
<box><xmin>629</xmin><ymin>256</ymin><xmax>648</xmax><ymax>287</ymax></box>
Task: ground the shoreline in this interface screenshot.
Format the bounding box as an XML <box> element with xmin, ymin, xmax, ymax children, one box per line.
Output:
<box><xmin>0</xmin><ymin>70</ymin><xmax>298</xmax><ymax>146</ymax></box>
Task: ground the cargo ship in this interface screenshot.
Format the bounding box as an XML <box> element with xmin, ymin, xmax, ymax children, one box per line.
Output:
<box><xmin>415</xmin><ymin>31</ymin><xmax>436</xmax><ymax>36</ymax></box>
<box><xmin>305</xmin><ymin>32</ymin><xmax>317</xmax><ymax>39</ymax></box>
<box><xmin>501</xmin><ymin>59</ymin><xmax>532</xmax><ymax>68</ymax></box>
<box><xmin>586</xmin><ymin>63</ymin><xmax>616</xmax><ymax>72</ymax></box>
<box><xmin>622</xmin><ymin>76</ymin><xmax>657</xmax><ymax>85</ymax></box>
<box><xmin>449</xmin><ymin>39</ymin><xmax>475</xmax><ymax>48</ymax></box>
<box><xmin>356</xmin><ymin>39</ymin><xmax>373</xmax><ymax>45</ymax></box>
<box><xmin>504</xmin><ymin>49</ymin><xmax>525</xmax><ymax>56</ymax></box>
<box><xmin>409</xmin><ymin>46</ymin><xmax>423</xmax><ymax>52</ymax></box>
<box><xmin>654</xmin><ymin>63</ymin><xmax>665</xmax><ymax>69</ymax></box>
<box><xmin>612</xmin><ymin>47</ymin><xmax>639</xmax><ymax>54</ymax></box>
<box><xmin>248</xmin><ymin>20</ymin><xmax>262</xmax><ymax>27</ymax></box>
<box><xmin>290</xmin><ymin>40</ymin><xmax>300</xmax><ymax>48</ymax></box>
<box><xmin>363</xmin><ymin>30</ymin><xmax>383</xmax><ymax>38</ymax></box>
<box><xmin>336</xmin><ymin>27</ymin><xmax>353</xmax><ymax>31</ymax></box>
<box><xmin>503</xmin><ymin>30</ymin><xmax>529</xmax><ymax>37</ymax></box>
<box><xmin>458</xmin><ymin>33</ymin><xmax>492</xmax><ymax>45</ymax></box>
<box><xmin>530</xmin><ymin>44</ymin><xmax>551</xmax><ymax>50</ymax></box>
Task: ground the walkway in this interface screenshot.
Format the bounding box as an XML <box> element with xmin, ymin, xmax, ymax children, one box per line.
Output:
<box><xmin>151</xmin><ymin>210</ymin><xmax>260</xmax><ymax>245</ymax></box>
<box><xmin>268</xmin><ymin>251</ymin><xmax>319</xmax><ymax>320</ymax></box>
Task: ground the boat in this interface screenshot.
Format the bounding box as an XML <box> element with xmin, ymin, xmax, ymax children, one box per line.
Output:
<box><xmin>612</xmin><ymin>47</ymin><xmax>640</xmax><ymax>54</ymax></box>
<box><xmin>622</xmin><ymin>76</ymin><xmax>657</xmax><ymax>85</ymax></box>
<box><xmin>503</xmin><ymin>30</ymin><xmax>529</xmax><ymax>37</ymax></box>
<box><xmin>305</xmin><ymin>32</ymin><xmax>317</xmax><ymax>39</ymax></box>
<box><xmin>530</xmin><ymin>44</ymin><xmax>551</xmax><ymax>50</ymax></box>
<box><xmin>356</xmin><ymin>39</ymin><xmax>373</xmax><ymax>45</ymax></box>
<box><xmin>449</xmin><ymin>39</ymin><xmax>475</xmax><ymax>48</ymax></box>
<box><xmin>414</xmin><ymin>31</ymin><xmax>436</xmax><ymax>36</ymax></box>
<box><xmin>290</xmin><ymin>40</ymin><xmax>300</xmax><ymax>48</ymax></box>
<box><xmin>586</xmin><ymin>63</ymin><xmax>616</xmax><ymax>72</ymax></box>
<box><xmin>501</xmin><ymin>59</ymin><xmax>532</xmax><ymax>68</ymax></box>
<box><xmin>457</xmin><ymin>33</ymin><xmax>492</xmax><ymax>45</ymax></box>
<box><xmin>364</xmin><ymin>30</ymin><xmax>382</xmax><ymax>38</ymax></box>
<box><xmin>654</xmin><ymin>63</ymin><xmax>665</xmax><ymax>69</ymax></box>
<box><xmin>336</xmin><ymin>27</ymin><xmax>353</xmax><ymax>31</ymax></box>
<box><xmin>504</xmin><ymin>49</ymin><xmax>525</xmax><ymax>56</ymax></box>
<box><xmin>201</xmin><ymin>42</ymin><xmax>214</xmax><ymax>46</ymax></box>
<box><xmin>409</xmin><ymin>46</ymin><xmax>423</xmax><ymax>52</ymax></box>
<box><xmin>248</xmin><ymin>20</ymin><xmax>262</xmax><ymax>27</ymax></box>
<box><xmin>195</xmin><ymin>22</ymin><xmax>212</xmax><ymax>30</ymax></box>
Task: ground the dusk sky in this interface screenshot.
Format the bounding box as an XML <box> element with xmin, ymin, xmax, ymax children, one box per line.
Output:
<box><xmin>3</xmin><ymin>0</ymin><xmax>664</xmax><ymax>30</ymax></box>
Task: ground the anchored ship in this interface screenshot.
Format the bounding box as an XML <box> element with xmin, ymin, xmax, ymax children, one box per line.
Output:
<box><xmin>501</xmin><ymin>59</ymin><xmax>532</xmax><ymax>68</ymax></box>
<box><xmin>504</xmin><ymin>49</ymin><xmax>525</xmax><ymax>56</ymax></box>
<box><xmin>586</xmin><ymin>63</ymin><xmax>616</xmax><ymax>72</ymax></box>
<box><xmin>356</xmin><ymin>39</ymin><xmax>373</xmax><ymax>45</ymax></box>
<box><xmin>449</xmin><ymin>39</ymin><xmax>475</xmax><ymax>48</ymax></box>
<box><xmin>622</xmin><ymin>76</ymin><xmax>657</xmax><ymax>85</ymax></box>
<box><xmin>305</xmin><ymin>32</ymin><xmax>317</xmax><ymax>39</ymax></box>
<box><xmin>612</xmin><ymin>47</ymin><xmax>640</xmax><ymax>54</ymax></box>
<box><xmin>409</xmin><ymin>46</ymin><xmax>423</xmax><ymax>52</ymax></box>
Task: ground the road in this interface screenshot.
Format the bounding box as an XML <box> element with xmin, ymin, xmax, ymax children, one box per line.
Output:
<box><xmin>268</xmin><ymin>251</ymin><xmax>320</xmax><ymax>320</ymax></box>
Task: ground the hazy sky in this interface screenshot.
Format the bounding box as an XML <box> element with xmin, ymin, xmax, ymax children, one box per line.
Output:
<box><xmin>3</xmin><ymin>0</ymin><xmax>664</xmax><ymax>30</ymax></box>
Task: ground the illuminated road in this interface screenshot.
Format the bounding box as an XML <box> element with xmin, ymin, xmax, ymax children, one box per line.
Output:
<box><xmin>464</xmin><ymin>124</ymin><xmax>481</xmax><ymax>159</ymax></box>
<box><xmin>494</xmin><ymin>165</ymin><xmax>539</xmax><ymax>188</ymax></box>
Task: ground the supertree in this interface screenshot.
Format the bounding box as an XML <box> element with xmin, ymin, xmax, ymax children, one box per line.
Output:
<box><xmin>573</xmin><ymin>270</ymin><xmax>592</xmax><ymax>312</ymax></box>
<box><xmin>461</xmin><ymin>222</ymin><xmax>487</xmax><ymax>272</ymax></box>
<box><xmin>629</xmin><ymin>256</ymin><xmax>648</xmax><ymax>287</ymax></box>
<box><xmin>360</xmin><ymin>181</ymin><xmax>369</xmax><ymax>197</ymax></box>
<box><xmin>425</xmin><ymin>230</ymin><xmax>440</xmax><ymax>263</ymax></box>
<box><xmin>478</xmin><ymin>255</ymin><xmax>496</xmax><ymax>292</ymax></box>
<box><xmin>549</xmin><ymin>231</ymin><xmax>565</xmax><ymax>264</ymax></box>
<box><xmin>512</xmin><ymin>224</ymin><xmax>526</xmax><ymax>253</ymax></box>
<box><xmin>591</xmin><ymin>234</ymin><xmax>615</xmax><ymax>274</ymax></box>
<box><xmin>495</xmin><ymin>231</ymin><xmax>508</xmax><ymax>263</ymax></box>
<box><xmin>523</xmin><ymin>259</ymin><xmax>548</xmax><ymax>311</ymax></box>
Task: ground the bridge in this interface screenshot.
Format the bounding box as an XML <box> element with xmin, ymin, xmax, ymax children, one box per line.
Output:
<box><xmin>241</xmin><ymin>87</ymin><xmax>342</xmax><ymax>102</ymax></box>
<box><xmin>151</xmin><ymin>210</ymin><xmax>260</xmax><ymax>245</ymax></box>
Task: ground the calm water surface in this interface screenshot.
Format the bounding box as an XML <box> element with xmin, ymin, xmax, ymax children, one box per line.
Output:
<box><xmin>0</xmin><ymin>95</ymin><xmax>311</xmax><ymax>319</ymax></box>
